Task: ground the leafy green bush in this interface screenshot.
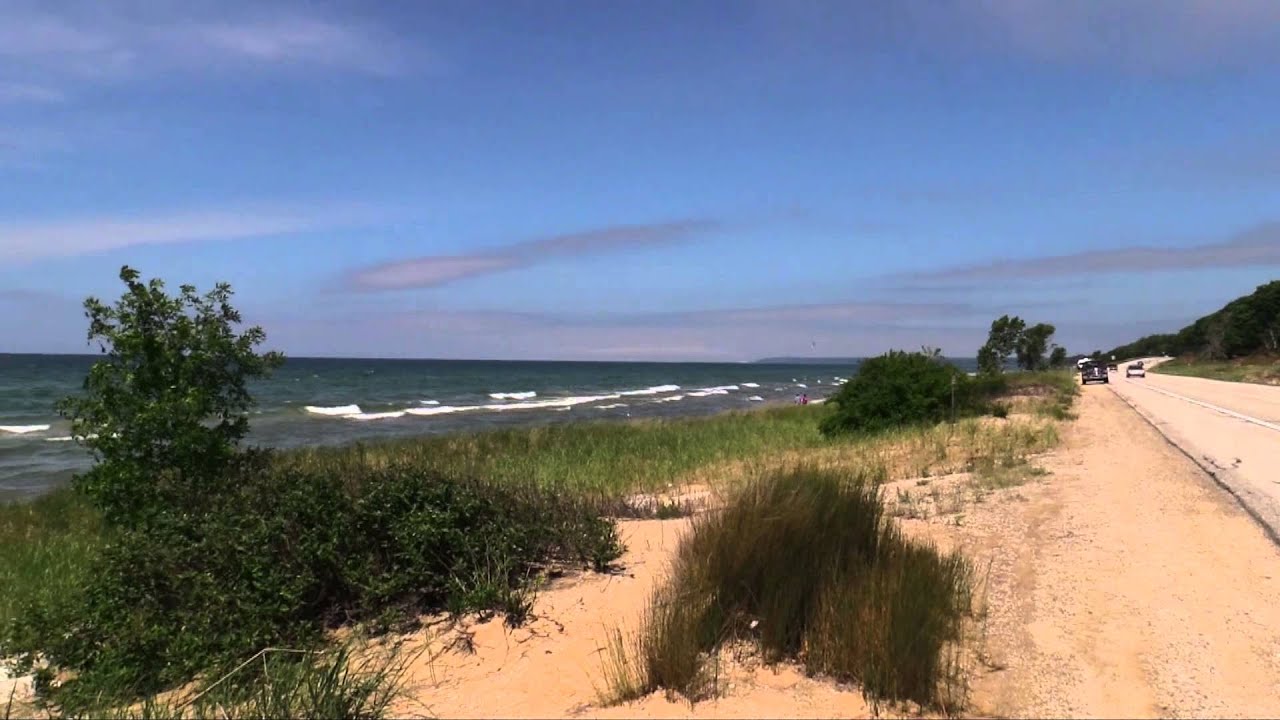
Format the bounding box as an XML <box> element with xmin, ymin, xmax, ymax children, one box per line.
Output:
<box><xmin>820</xmin><ymin>350</ymin><xmax>971</xmax><ymax>436</ymax></box>
<box><xmin>606</xmin><ymin>465</ymin><xmax>971</xmax><ymax>709</ymax></box>
<box><xmin>8</xmin><ymin>459</ymin><xmax>620</xmax><ymax>710</ymax></box>
<box><xmin>3</xmin><ymin>268</ymin><xmax>621</xmax><ymax>712</ymax></box>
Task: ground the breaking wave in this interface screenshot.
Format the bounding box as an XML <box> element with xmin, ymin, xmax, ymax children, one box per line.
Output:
<box><xmin>489</xmin><ymin>391</ymin><xmax>537</xmax><ymax>400</ymax></box>
<box><xmin>0</xmin><ymin>424</ymin><xmax>50</xmax><ymax>435</ymax></box>
<box><xmin>619</xmin><ymin>384</ymin><xmax>681</xmax><ymax>396</ymax></box>
<box><xmin>305</xmin><ymin>404</ymin><xmax>362</xmax><ymax>416</ymax></box>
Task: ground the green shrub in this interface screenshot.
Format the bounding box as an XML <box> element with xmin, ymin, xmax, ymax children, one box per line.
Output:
<box><xmin>820</xmin><ymin>350</ymin><xmax>971</xmax><ymax>436</ymax></box>
<box><xmin>608</xmin><ymin>465</ymin><xmax>972</xmax><ymax>709</ymax></box>
<box><xmin>6</xmin><ymin>459</ymin><xmax>619</xmax><ymax>711</ymax></box>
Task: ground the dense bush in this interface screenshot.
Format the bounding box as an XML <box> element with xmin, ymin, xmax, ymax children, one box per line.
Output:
<box><xmin>820</xmin><ymin>350</ymin><xmax>973</xmax><ymax>436</ymax></box>
<box><xmin>607</xmin><ymin>465</ymin><xmax>971</xmax><ymax>708</ymax></box>
<box><xmin>3</xmin><ymin>267</ymin><xmax>622</xmax><ymax>712</ymax></box>
<box><xmin>6</xmin><ymin>458</ymin><xmax>620</xmax><ymax>709</ymax></box>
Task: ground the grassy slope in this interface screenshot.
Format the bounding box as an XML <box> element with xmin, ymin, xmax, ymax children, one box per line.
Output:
<box><xmin>1151</xmin><ymin>356</ymin><xmax>1280</xmax><ymax>385</ymax></box>
<box><xmin>0</xmin><ymin>373</ymin><xmax>1074</xmax><ymax>634</ymax></box>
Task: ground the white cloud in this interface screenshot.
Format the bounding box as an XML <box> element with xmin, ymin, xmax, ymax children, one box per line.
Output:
<box><xmin>0</xmin><ymin>205</ymin><xmax>379</xmax><ymax>264</ymax></box>
<box><xmin>0</xmin><ymin>2</ymin><xmax>410</xmax><ymax>101</ymax></box>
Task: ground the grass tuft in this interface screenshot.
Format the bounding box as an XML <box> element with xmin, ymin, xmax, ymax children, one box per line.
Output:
<box><xmin>605</xmin><ymin>464</ymin><xmax>972</xmax><ymax>710</ymax></box>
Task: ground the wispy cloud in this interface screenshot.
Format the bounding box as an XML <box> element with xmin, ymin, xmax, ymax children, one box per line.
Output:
<box><xmin>0</xmin><ymin>205</ymin><xmax>380</xmax><ymax>264</ymax></box>
<box><xmin>902</xmin><ymin>223</ymin><xmax>1280</xmax><ymax>283</ymax></box>
<box><xmin>0</xmin><ymin>2</ymin><xmax>411</xmax><ymax>103</ymax></box>
<box><xmin>346</xmin><ymin>219</ymin><xmax>723</xmax><ymax>291</ymax></box>
<box><xmin>0</xmin><ymin>82</ymin><xmax>65</xmax><ymax>104</ymax></box>
<box><xmin>263</xmin><ymin>297</ymin><xmax>988</xmax><ymax>361</ymax></box>
<box><xmin>752</xmin><ymin>0</ymin><xmax>1280</xmax><ymax>76</ymax></box>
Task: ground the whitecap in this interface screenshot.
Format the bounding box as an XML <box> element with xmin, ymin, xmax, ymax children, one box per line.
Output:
<box><xmin>747</xmin><ymin>395</ymin><xmax>764</xmax><ymax>402</ymax></box>
<box><xmin>346</xmin><ymin>411</ymin><xmax>407</xmax><ymax>421</ymax></box>
<box><xmin>652</xmin><ymin>395</ymin><xmax>685</xmax><ymax>403</ymax></box>
<box><xmin>405</xmin><ymin>405</ymin><xmax>476</xmax><ymax>417</ymax></box>
<box><xmin>0</xmin><ymin>424</ymin><xmax>50</xmax><ymax>435</ymax></box>
<box><xmin>45</xmin><ymin>436</ymin><xmax>75</xmax><ymax>442</ymax></box>
<box><xmin>619</xmin><ymin>384</ymin><xmax>681</xmax><ymax>396</ymax></box>
<box><xmin>482</xmin><ymin>394</ymin><xmax>622</xmax><ymax>412</ymax></box>
<box><xmin>489</xmin><ymin>391</ymin><xmax>537</xmax><ymax>400</ymax></box>
<box><xmin>795</xmin><ymin>383</ymin><xmax>808</xmax><ymax>389</ymax></box>
<box><xmin>688</xmin><ymin>389</ymin><xmax>730</xmax><ymax>397</ymax></box>
<box><xmin>305</xmin><ymin>404</ymin><xmax>362</xmax><ymax>416</ymax></box>
<box><xmin>596</xmin><ymin>403</ymin><xmax>629</xmax><ymax>410</ymax></box>
<box><xmin>741</xmin><ymin>382</ymin><xmax>760</xmax><ymax>388</ymax></box>
<box><xmin>419</xmin><ymin>400</ymin><xmax>441</xmax><ymax>406</ymax></box>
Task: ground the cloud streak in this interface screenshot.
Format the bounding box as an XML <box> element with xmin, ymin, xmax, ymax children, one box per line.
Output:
<box><xmin>346</xmin><ymin>219</ymin><xmax>722</xmax><ymax>291</ymax></box>
<box><xmin>0</xmin><ymin>2</ymin><xmax>410</xmax><ymax>103</ymax></box>
<box><xmin>904</xmin><ymin>223</ymin><xmax>1280</xmax><ymax>282</ymax></box>
<box><xmin>0</xmin><ymin>205</ymin><xmax>380</xmax><ymax>264</ymax></box>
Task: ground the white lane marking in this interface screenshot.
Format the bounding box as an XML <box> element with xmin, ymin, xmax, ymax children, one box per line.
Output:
<box><xmin>1124</xmin><ymin>379</ymin><xmax>1280</xmax><ymax>433</ymax></box>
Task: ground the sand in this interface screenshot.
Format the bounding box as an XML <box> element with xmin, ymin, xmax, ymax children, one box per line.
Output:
<box><xmin>388</xmin><ymin>384</ymin><xmax>1280</xmax><ymax>719</ymax></box>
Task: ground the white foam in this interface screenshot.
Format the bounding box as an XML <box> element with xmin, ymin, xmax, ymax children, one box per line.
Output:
<box><xmin>652</xmin><ymin>395</ymin><xmax>685</xmax><ymax>403</ymax></box>
<box><xmin>795</xmin><ymin>383</ymin><xmax>808</xmax><ymax>388</ymax></box>
<box><xmin>741</xmin><ymin>382</ymin><xmax>760</xmax><ymax>388</ymax></box>
<box><xmin>45</xmin><ymin>436</ymin><xmax>74</xmax><ymax>442</ymax></box>
<box><xmin>483</xmin><ymin>394</ymin><xmax>622</xmax><ymax>411</ymax></box>
<box><xmin>489</xmin><ymin>391</ymin><xmax>537</xmax><ymax>400</ymax></box>
<box><xmin>305</xmin><ymin>404</ymin><xmax>362</xmax><ymax>416</ymax></box>
<box><xmin>596</xmin><ymin>403</ymin><xmax>629</xmax><ymax>410</ymax></box>
<box><xmin>619</xmin><ymin>384</ymin><xmax>681</xmax><ymax>396</ymax></box>
<box><xmin>347</xmin><ymin>411</ymin><xmax>407</xmax><ymax>421</ymax></box>
<box><xmin>688</xmin><ymin>389</ymin><xmax>730</xmax><ymax>397</ymax></box>
<box><xmin>419</xmin><ymin>400</ymin><xmax>441</xmax><ymax>405</ymax></box>
<box><xmin>747</xmin><ymin>395</ymin><xmax>764</xmax><ymax>402</ymax></box>
<box><xmin>405</xmin><ymin>405</ymin><xmax>476</xmax><ymax>417</ymax></box>
<box><xmin>0</xmin><ymin>425</ymin><xmax>50</xmax><ymax>435</ymax></box>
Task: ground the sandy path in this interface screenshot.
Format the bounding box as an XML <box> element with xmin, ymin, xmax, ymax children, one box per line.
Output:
<box><xmin>970</xmin><ymin>386</ymin><xmax>1280</xmax><ymax>718</ymax></box>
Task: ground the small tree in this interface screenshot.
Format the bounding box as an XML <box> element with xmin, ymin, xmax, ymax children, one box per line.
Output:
<box><xmin>821</xmin><ymin>350</ymin><xmax>968</xmax><ymax>436</ymax></box>
<box><xmin>1048</xmin><ymin>345</ymin><xmax>1068</xmax><ymax>368</ymax></box>
<box><xmin>57</xmin><ymin>266</ymin><xmax>283</xmax><ymax>528</ymax></box>
<box><xmin>1016</xmin><ymin>323</ymin><xmax>1056</xmax><ymax>371</ymax></box>
<box><xmin>977</xmin><ymin>315</ymin><xmax>1025</xmax><ymax>374</ymax></box>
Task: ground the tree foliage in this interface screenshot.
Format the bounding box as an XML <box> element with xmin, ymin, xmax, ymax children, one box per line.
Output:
<box><xmin>1106</xmin><ymin>280</ymin><xmax>1280</xmax><ymax>360</ymax></box>
<box><xmin>977</xmin><ymin>315</ymin><xmax>1061</xmax><ymax>374</ymax></box>
<box><xmin>56</xmin><ymin>266</ymin><xmax>284</xmax><ymax>528</ymax></box>
<box><xmin>821</xmin><ymin>350</ymin><xmax>971</xmax><ymax>436</ymax></box>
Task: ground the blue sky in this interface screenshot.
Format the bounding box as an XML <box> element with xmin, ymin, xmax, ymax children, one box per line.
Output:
<box><xmin>2</xmin><ymin>0</ymin><xmax>1279</xmax><ymax>360</ymax></box>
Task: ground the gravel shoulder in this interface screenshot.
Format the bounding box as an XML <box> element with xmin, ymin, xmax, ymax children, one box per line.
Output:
<box><xmin>963</xmin><ymin>386</ymin><xmax>1280</xmax><ymax>718</ymax></box>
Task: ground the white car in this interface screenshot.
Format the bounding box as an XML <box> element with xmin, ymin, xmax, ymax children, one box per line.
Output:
<box><xmin>1126</xmin><ymin>362</ymin><xmax>1146</xmax><ymax>378</ymax></box>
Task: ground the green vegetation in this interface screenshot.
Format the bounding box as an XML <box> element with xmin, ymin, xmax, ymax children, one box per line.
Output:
<box><xmin>603</xmin><ymin>465</ymin><xmax>972</xmax><ymax>710</ymax></box>
<box><xmin>820</xmin><ymin>350</ymin><xmax>971</xmax><ymax>436</ymax></box>
<box><xmin>1</xmin><ymin>268</ymin><xmax>1082</xmax><ymax>718</ymax></box>
<box><xmin>977</xmin><ymin>315</ymin><xmax>1066</xmax><ymax>374</ymax></box>
<box><xmin>1108</xmin><ymin>280</ymin><xmax>1280</xmax><ymax>361</ymax></box>
<box><xmin>1148</xmin><ymin>356</ymin><xmax>1280</xmax><ymax>385</ymax></box>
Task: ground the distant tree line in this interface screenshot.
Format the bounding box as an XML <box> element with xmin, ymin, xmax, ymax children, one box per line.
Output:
<box><xmin>1107</xmin><ymin>280</ymin><xmax>1280</xmax><ymax>360</ymax></box>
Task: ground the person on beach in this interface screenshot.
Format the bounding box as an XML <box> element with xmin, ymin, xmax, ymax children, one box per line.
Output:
<box><xmin>801</xmin><ymin>393</ymin><xmax>809</xmax><ymax>405</ymax></box>
<box><xmin>794</xmin><ymin>393</ymin><xmax>801</xmax><ymax>404</ymax></box>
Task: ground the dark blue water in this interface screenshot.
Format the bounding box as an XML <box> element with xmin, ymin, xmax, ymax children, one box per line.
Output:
<box><xmin>0</xmin><ymin>354</ymin><xmax>977</xmax><ymax>500</ymax></box>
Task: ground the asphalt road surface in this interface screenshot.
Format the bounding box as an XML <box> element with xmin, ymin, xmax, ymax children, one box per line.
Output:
<box><xmin>1110</xmin><ymin>358</ymin><xmax>1280</xmax><ymax>543</ymax></box>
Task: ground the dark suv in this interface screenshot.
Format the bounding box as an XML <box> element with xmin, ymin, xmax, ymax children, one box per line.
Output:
<box><xmin>1080</xmin><ymin>361</ymin><xmax>1109</xmax><ymax>385</ymax></box>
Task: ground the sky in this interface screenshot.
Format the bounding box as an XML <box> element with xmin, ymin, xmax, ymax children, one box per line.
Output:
<box><xmin>2</xmin><ymin>0</ymin><xmax>1279</xmax><ymax>361</ymax></box>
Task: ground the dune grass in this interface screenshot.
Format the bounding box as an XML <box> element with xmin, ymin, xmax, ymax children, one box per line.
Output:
<box><xmin>1</xmin><ymin>372</ymin><xmax>1075</xmax><ymax>716</ymax></box>
<box><xmin>1151</xmin><ymin>356</ymin><xmax>1280</xmax><ymax>385</ymax></box>
<box><xmin>603</xmin><ymin>465</ymin><xmax>972</xmax><ymax>711</ymax></box>
<box><xmin>8</xmin><ymin>644</ymin><xmax>414</xmax><ymax>720</ymax></box>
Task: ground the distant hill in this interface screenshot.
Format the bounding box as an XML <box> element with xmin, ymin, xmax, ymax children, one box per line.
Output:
<box><xmin>1108</xmin><ymin>280</ymin><xmax>1280</xmax><ymax>360</ymax></box>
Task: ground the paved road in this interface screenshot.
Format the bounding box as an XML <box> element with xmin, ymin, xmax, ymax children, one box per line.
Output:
<box><xmin>1109</xmin><ymin>359</ymin><xmax>1280</xmax><ymax>543</ymax></box>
